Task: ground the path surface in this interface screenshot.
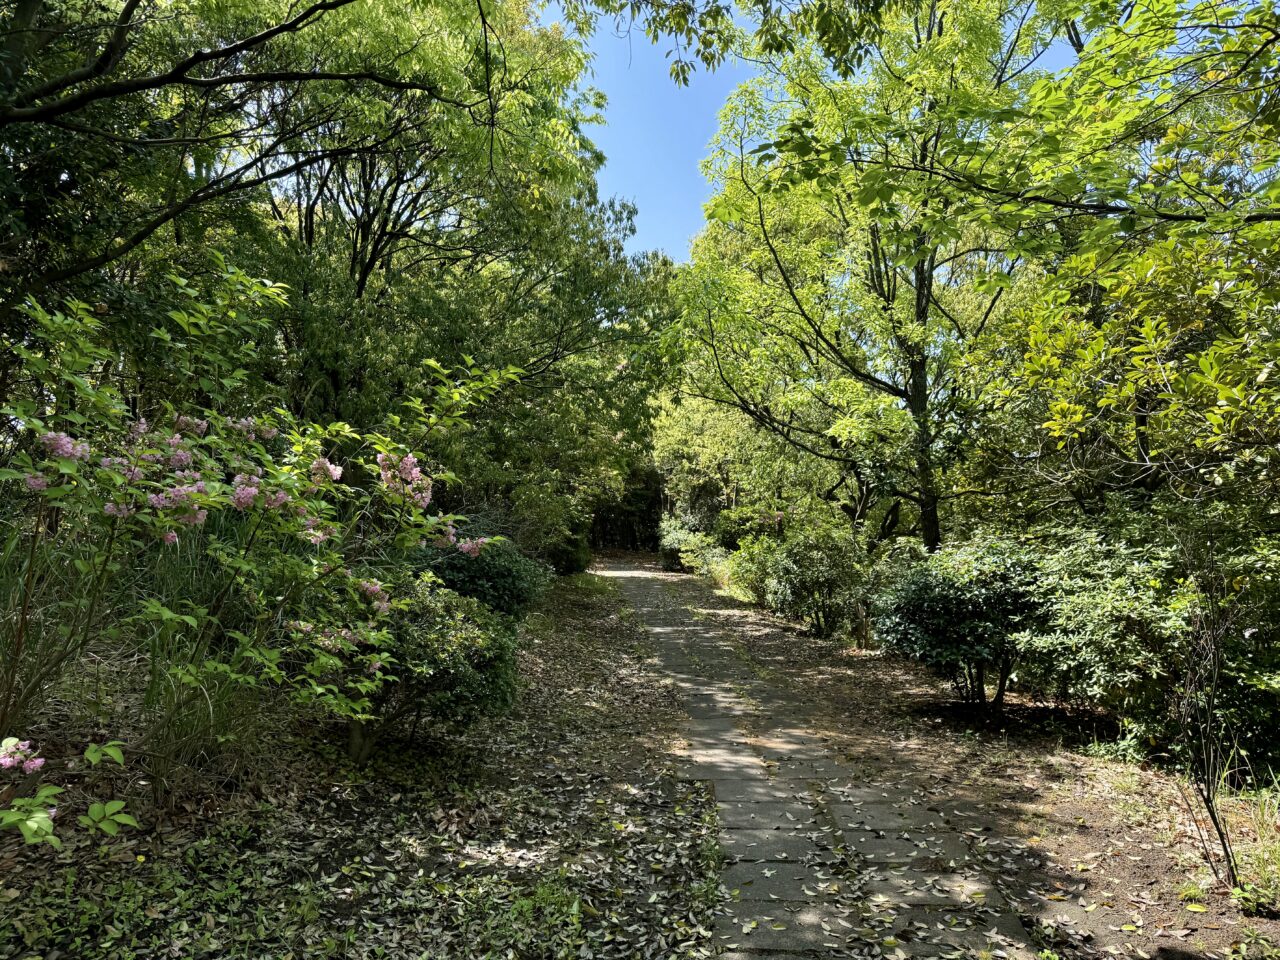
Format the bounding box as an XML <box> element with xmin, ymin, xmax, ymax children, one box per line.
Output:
<box><xmin>599</xmin><ymin>559</ymin><xmax>1038</xmax><ymax>960</ymax></box>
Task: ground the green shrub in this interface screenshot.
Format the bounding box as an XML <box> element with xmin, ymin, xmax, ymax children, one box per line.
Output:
<box><xmin>1017</xmin><ymin>532</ymin><xmax>1190</xmax><ymax>725</ymax></box>
<box><xmin>347</xmin><ymin>578</ymin><xmax>518</xmax><ymax>763</ymax></box>
<box><xmin>877</xmin><ymin>538</ymin><xmax>1040</xmax><ymax>707</ymax></box>
<box><xmin>417</xmin><ymin>540</ymin><xmax>552</xmax><ymax>617</ymax></box>
<box><xmin>658</xmin><ymin>517</ymin><xmax>725</xmax><ymax>575</ymax></box>
<box><xmin>543</xmin><ymin>530</ymin><xmax>592</xmax><ymax>575</ymax></box>
<box><xmin>731</xmin><ymin>527</ymin><xmax>867</xmax><ymax>637</ymax></box>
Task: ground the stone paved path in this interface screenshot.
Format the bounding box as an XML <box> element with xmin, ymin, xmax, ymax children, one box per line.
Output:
<box><xmin>600</xmin><ymin>560</ymin><xmax>1038</xmax><ymax>960</ymax></box>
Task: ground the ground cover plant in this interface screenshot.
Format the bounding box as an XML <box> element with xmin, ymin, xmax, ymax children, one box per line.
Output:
<box><xmin>0</xmin><ymin>574</ymin><xmax>721</xmax><ymax>959</ymax></box>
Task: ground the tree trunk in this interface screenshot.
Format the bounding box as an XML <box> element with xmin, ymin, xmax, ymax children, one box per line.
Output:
<box><xmin>347</xmin><ymin>719</ymin><xmax>376</xmax><ymax>764</ymax></box>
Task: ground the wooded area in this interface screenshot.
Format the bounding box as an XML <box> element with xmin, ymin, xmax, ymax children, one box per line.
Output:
<box><xmin>2</xmin><ymin>0</ymin><xmax>1279</xmax><ymax>956</ymax></box>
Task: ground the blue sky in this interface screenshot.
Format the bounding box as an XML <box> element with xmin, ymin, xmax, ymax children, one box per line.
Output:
<box><xmin>570</xmin><ymin>28</ymin><xmax>1075</xmax><ymax>261</ymax></box>
<box><xmin>581</xmin><ymin>29</ymin><xmax>757</xmax><ymax>260</ymax></box>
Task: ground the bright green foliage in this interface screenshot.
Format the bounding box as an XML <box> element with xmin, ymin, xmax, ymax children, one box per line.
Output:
<box><xmin>677</xmin><ymin>0</ymin><xmax>1055</xmax><ymax>550</ymax></box>
<box><xmin>77</xmin><ymin>799</ymin><xmax>140</xmax><ymax>838</ymax></box>
<box><xmin>732</xmin><ymin>527</ymin><xmax>867</xmax><ymax>637</ymax></box>
<box><xmin>655</xmin><ymin>0</ymin><xmax>1280</xmax><ymax>792</ymax></box>
<box><xmin>658</xmin><ymin>516</ymin><xmax>727</xmax><ymax>576</ymax></box>
<box><xmin>1016</xmin><ymin>532</ymin><xmax>1190</xmax><ymax>719</ymax></box>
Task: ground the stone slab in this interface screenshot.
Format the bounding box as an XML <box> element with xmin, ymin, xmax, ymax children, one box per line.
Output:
<box><xmin>714</xmin><ymin>778</ymin><xmax>813</xmax><ymax>803</ymax></box>
<box><xmin>721</xmin><ymin>861</ymin><xmax>845</xmax><ymax>900</ymax></box>
<box><xmin>766</xmin><ymin>757</ymin><xmax>847</xmax><ymax>780</ymax></box>
<box><xmin>841</xmin><ymin>830</ymin><xmax>972</xmax><ymax>865</ymax></box>
<box><xmin>860</xmin><ymin>871</ymin><xmax>1006</xmax><ymax>909</ymax></box>
<box><xmin>720</xmin><ymin>828</ymin><xmax>831</xmax><ymax>863</ymax></box>
<box><xmin>826</xmin><ymin>800</ymin><xmax>951</xmax><ymax>832</ymax></box>
<box><xmin>717</xmin><ymin>800</ymin><xmax>821</xmax><ymax>829</ymax></box>
<box><xmin>715</xmin><ymin>903</ymin><xmax>856</xmax><ymax>952</ymax></box>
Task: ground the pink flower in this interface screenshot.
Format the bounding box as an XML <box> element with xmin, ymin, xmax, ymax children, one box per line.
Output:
<box><xmin>24</xmin><ymin>474</ymin><xmax>47</xmax><ymax>491</ymax></box>
<box><xmin>104</xmin><ymin>502</ymin><xmax>136</xmax><ymax>518</ymax></box>
<box><xmin>376</xmin><ymin>452</ymin><xmax>432</xmax><ymax>508</ymax></box>
<box><xmin>39</xmin><ymin>432</ymin><xmax>75</xmax><ymax>458</ymax></box>
<box><xmin>169</xmin><ymin>450</ymin><xmax>193</xmax><ymax>468</ymax></box>
<box><xmin>231</xmin><ymin>474</ymin><xmax>259</xmax><ymax>511</ymax></box>
<box><xmin>457</xmin><ymin>537</ymin><xmax>489</xmax><ymax>558</ymax></box>
<box><xmin>1</xmin><ymin>739</ymin><xmax>41</xmax><ymax>774</ymax></box>
<box><xmin>310</xmin><ymin>458</ymin><xmax>342</xmax><ymax>483</ymax></box>
<box><xmin>259</xmin><ymin>425</ymin><xmax>279</xmax><ymax>440</ymax></box>
<box><xmin>162</xmin><ymin>530</ymin><xmax>179</xmax><ymax>545</ymax></box>
<box><xmin>264</xmin><ymin>490</ymin><xmax>290</xmax><ymax>509</ymax></box>
<box><xmin>176</xmin><ymin>416</ymin><xmax>209</xmax><ymax>436</ymax></box>
<box><xmin>166</xmin><ymin>434</ymin><xmax>183</xmax><ymax>448</ymax></box>
<box><xmin>129</xmin><ymin>418</ymin><xmax>149</xmax><ymax>438</ymax></box>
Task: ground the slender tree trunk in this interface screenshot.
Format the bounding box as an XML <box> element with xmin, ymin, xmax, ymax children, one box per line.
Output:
<box><xmin>906</xmin><ymin>354</ymin><xmax>942</xmax><ymax>552</ymax></box>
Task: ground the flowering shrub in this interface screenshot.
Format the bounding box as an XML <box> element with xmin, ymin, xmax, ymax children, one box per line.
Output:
<box><xmin>0</xmin><ymin>267</ymin><xmax>519</xmax><ymax>838</ymax></box>
<box><xmin>0</xmin><ymin>737</ymin><xmax>45</xmax><ymax>774</ymax></box>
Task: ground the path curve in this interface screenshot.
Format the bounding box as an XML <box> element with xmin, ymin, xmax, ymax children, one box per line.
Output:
<box><xmin>598</xmin><ymin>557</ymin><xmax>1037</xmax><ymax>960</ymax></box>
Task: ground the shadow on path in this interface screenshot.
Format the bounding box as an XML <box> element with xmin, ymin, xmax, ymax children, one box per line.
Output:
<box><xmin>599</xmin><ymin>557</ymin><xmax>1050</xmax><ymax>960</ymax></box>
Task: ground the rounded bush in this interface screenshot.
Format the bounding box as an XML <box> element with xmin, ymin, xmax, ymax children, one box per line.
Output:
<box><xmin>420</xmin><ymin>540</ymin><xmax>552</xmax><ymax>616</ymax></box>
<box><xmin>730</xmin><ymin>527</ymin><xmax>866</xmax><ymax>637</ymax></box>
<box><xmin>348</xmin><ymin>577</ymin><xmax>519</xmax><ymax>762</ymax></box>
<box><xmin>876</xmin><ymin>539</ymin><xmax>1039</xmax><ymax>707</ymax></box>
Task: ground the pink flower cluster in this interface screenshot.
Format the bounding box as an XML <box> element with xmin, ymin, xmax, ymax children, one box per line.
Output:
<box><xmin>175</xmin><ymin>416</ymin><xmax>209</xmax><ymax>437</ymax></box>
<box><xmin>434</xmin><ymin>523</ymin><xmax>489</xmax><ymax>557</ymax></box>
<box><xmin>457</xmin><ymin>537</ymin><xmax>490</xmax><ymax>558</ymax></box>
<box><xmin>310</xmin><ymin>457</ymin><xmax>342</xmax><ymax>483</ymax></box>
<box><xmin>291</xmin><ymin>622</ymin><xmax>365</xmax><ymax>653</ymax></box>
<box><xmin>231</xmin><ymin>473</ymin><xmax>260</xmax><ymax>510</ymax></box>
<box><xmin>40</xmin><ymin>432</ymin><xmax>89</xmax><ymax>460</ymax></box>
<box><xmin>301</xmin><ymin>514</ymin><xmax>334</xmax><ymax>545</ymax></box>
<box><xmin>147</xmin><ymin>470</ymin><xmax>209</xmax><ymax>528</ymax></box>
<box><xmin>376</xmin><ymin>453</ymin><xmax>432</xmax><ymax>509</ymax></box>
<box><xmin>232</xmin><ymin>417</ymin><xmax>278</xmax><ymax>441</ymax></box>
<box><xmin>357</xmin><ymin>578</ymin><xmax>391</xmax><ymax>615</ymax></box>
<box><xmin>100</xmin><ymin>457</ymin><xmax>143</xmax><ymax>482</ymax></box>
<box><xmin>0</xmin><ymin>739</ymin><xmax>45</xmax><ymax>775</ymax></box>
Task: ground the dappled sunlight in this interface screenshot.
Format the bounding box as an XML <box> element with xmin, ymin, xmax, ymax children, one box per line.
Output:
<box><xmin>5</xmin><ymin>0</ymin><xmax>1280</xmax><ymax>949</ymax></box>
